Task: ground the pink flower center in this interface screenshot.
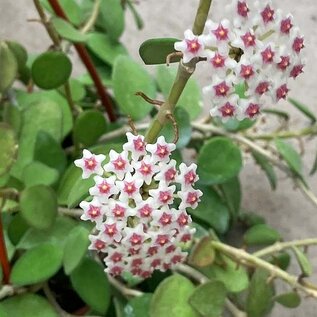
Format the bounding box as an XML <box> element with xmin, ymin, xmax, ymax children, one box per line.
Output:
<box><xmin>151</xmin><ymin>259</ymin><xmax>161</xmax><ymax>268</ymax></box>
<box><xmin>171</xmin><ymin>255</ymin><xmax>183</xmax><ymax>264</ymax></box>
<box><xmin>98</xmin><ymin>181</ymin><xmax>111</xmax><ymax>194</ymax></box>
<box><xmin>131</xmin><ymin>258</ymin><xmax>143</xmax><ymax>267</ymax></box>
<box><xmin>290</xmin><ymin>65</ymin><xmax>304</xmax><ymax>79</ymax></box>
<box><xmin>95</xmin><ymin>239</ymin><xmax>106</xmax><ymax>250</ymax></box>
<box><xmin>187</xmin><ymin>192</ymin><xmax>199</xmax><ymax>205</ymax></box>
<box><xmin>139</xmin><ymin>161</ymin><xmax>152</xmax><ymax>175</ymax></box>
<box><xmin>241</xmin><ymin>32</ymin><xmax>256</xmax><ymax>48</ymax></box>
<box><xmin>237</xmin><ymin>1</ymin><xmax>249</xmax><ymax>17</ymax></box>
<box><xmin>124</xmin><ymin>181</ymin><xmax>137</xmax><ymax>195</ymax></box>
<box><xmin>292</xmin><ymin>37</ymin><xmax>304</xmax><ymax>53</ymax></box>
<box><xmin>261</xmin><ymin>5</ymin><xmax>274</xmax><ymax>24</ymax></box>
<box><xmin>240</xmin><ymin>65</ymin><xmax>254</xmax><ymax>79</ymax></box>
<box><xmin>133</xmin><ymin>137</ymin><xmax>145</xmax><ymax>152</ymax></box>
<box><xmin>213</xmin><ymin>24</ymin><xmax>229</xmax><ymax>41</ymax></box>
<box><xmin>130</xmin><ymin>233</ymin><xmax>142</xmax><ymax>246</ymax></box>
<box><xmin>181</xmin><ymin>233</ymin><xmax>192</xmax><ymax>243</ymax></box>
<box><xmin>159</xmin><ymin>212</ymin><xmax>172</xmax><ymax>226</ymax></box>
<box><xmin>280</xmin><ymin>17</ymin><xmax>293</xmax><ymax>34</ymax></box>
<box><xmin>147</xmin><ymin>246</ymin><xmax>158</xmax><ymax>256</ymax></box>
<box><xmin>184</xmin><ymin>171</ymin><xmax>196</xmax><ymax>185</ymax></box>
<box><xmin>211</xmin><ymin>53</ymin><xmax>226</xmax><ymax>68</ymax></box>
<box><xmin>139</xmin><ymin>204</ymin><xmax>153</xmax><ymax>217</ymax></box>
<box><xmin>166</xmin><ymin>245</ymin><xmax>176</xmax><ymax>254</ymax></box>
<box><xmin>277</xmin><ymin>56</ymin><xmax>290</xmax><ymax>70</ymax></box>
<box><xmin>110</xmin><ymin>266</ymin><xmax>123</xmax><ymax>276</ymax></box>
<box><xmin>276</xmin><ymin>84</ymin><xmax>289</xmax><ymax>100</ymax></box>
<box><xmin>84</xmin><ymin>157</ymin><xmax>97</xmax><ymax>171</ymax></box>
<box><xmin>261</xmin><ymin>46</ymin><xmax>275</xmax><ymax>64</ymax></box>
<box><xmin>110</xmin><ymin>252</ymin><xmax>123</xmax><ymax>263</ymax></box>
<box><xmin>155</xmin><ymin>144</ymin><xmax>169</xmax><ymax>158</ymax></box>
<box><xmin>213</xmin><ymin>81</ymin><xmax>230</xmax><ymax>97</ymax></box>
<box><xmin>104</xmin><ymin>224</ymin><xmax>117</xmax><ymax>237</ymax></box>
<box><xmin>156</xmin><ymin>234</ymin><xmax>169</xmax><ymax>246</ymax></box>
<box><xmin>159</xmin><ymin>191</ymin><xmax>173</xmax><ymax>204</ymax></box>
<box><xmin>177</xmin><ymin>213</ymin><xmax>189</xmax><ymax>227</ymax></box>
<box><xmin>165</xmin><ymin>168</ymin><xmax>176</xmax><ymax>182</ymax></box>
<box><xmin>186</xmin><ymin>39</ymin><xmax>201</xmax><ymax>54</ymax></box>
<box><xmin>112</xmin><ymin>204</ymin><xmax>126</xmax><ymax>217</ymax></box>
<box><xmin>113</xmin><ymin>156</ymin><xmax>126</xmax><ymax>170</ymax></box>
<box><xmin>255</xmin><ymin>81</ymin><xmax>270</xmax><ymax>95</ymax></box>
<box><xmin>219</xmin><ymin>102</ymin><xmax>235</xmax><ymax>118</ymax></box>
<box><xmin>88</xmin><ymin>205</ymin><xmax>101</xmax><ymax>218</ymax></box>
<box><xmin>246</xmin><ymin>103</ymin><xmax>260</xmax><ymax>118</ymax></box>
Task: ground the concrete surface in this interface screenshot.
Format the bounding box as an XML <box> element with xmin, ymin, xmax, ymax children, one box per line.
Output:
<box><xmin>1</xmin><ymin>0</ymin><xmax>317</xmax><ymax>315</ymax></box>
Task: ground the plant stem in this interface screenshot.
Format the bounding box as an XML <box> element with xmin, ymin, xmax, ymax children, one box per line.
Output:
<box><xmin>0</xmin><ymin>203</ymin><xmax>10</xmax><ymax>284</ymax></box>
<box><xmin>176</xmin><ymin>264</ymin><xmax>247</xmax><ymax>317</ymax></box>
<box><xmin>253</xmin><ymin>238</ymin><xmax>317</xmax><ymax>258</ymax></box>
<box><xmin>145</xmin><ymin>0</ymin><xmax>213</xmax><ymax>143</ymax></box>
<box><xmin>81</xmin><ymin>0</ymin><xmax>101</xmax><ymax>34</ymax></box>
<box><xmin>107</xmin><ymin>274</ymin><xmax>143</xmax><ymax>298</ymax></box>
<box><xmin>46</xmin><ymin>0</ymin><xmax>117</xmax><ymax>122</ymax></box>
<box><xmin>211</xmin><ymin>240</ymin><xmax>317</xmax><ymax>298</ymax></box>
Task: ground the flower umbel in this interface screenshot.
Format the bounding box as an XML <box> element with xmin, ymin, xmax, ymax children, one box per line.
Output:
<box><xmin>174</xmin><ymin>0</ymin><xmax>305</xmax><ymax>121</ymax></box>
<box><xmin>75</xmin><ymin>133</ymin><xmax>201</xmax><ymax>278</ymax></box>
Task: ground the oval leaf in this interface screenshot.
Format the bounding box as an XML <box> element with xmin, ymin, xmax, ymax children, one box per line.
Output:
<box><xmin>197</xmin><ymin>137</ymin><xmax>242</xmax><ymax>185</ymax></box>
<box><xmin>288</xmin><ymin>98</ymin><xmax>316</xmax><ymax>123</ymax></box>
<box><xmin>124</xmin><ymin>294</ymin><xmax>152</xmax><ymax>317</ymax></box>
<box><xmin>150</xmin><ymin>274</ymin><xmax>199</xmax><ymax>317</ymax></box>
<box><xmin>20</xmin><ymin>185</ymin><xmax>57</xmax><ymax>230</ymax></box>
<box><xmin>188</xmin><ymin>236</ymin><xmax>215</xmax><ymax>268</ymax></box>
<box><xmin>139</xmin><ymin>38</ymin><xmax>180</xmax><ymax>65</ymax></box>
<box><xmin>10</xmin><ymin>243</ymin><xmax>63</xmax><ymax>286</ymax></box>
<box><xmin>275</xmin><ymin>292</ymin><xmax>301</xmax><ymax>308</ymax></box>
<box><xmin>113</xmin><ymin>55</ymin><xmax>156</xmax><ymax>120</ymax></box>
<box><xmin>292</xmin><ymin>246</ymin><xmax>313</xmax><ymax>277</ymax></box>
<box><xmin>70</xmin><ymin>257</ymin><xmax>110</xmax><ymax>314</ymax></box>
<box><xmin>63</xmin><ymin>226</ymin><xmax>89</xmax><ymax>275</ymax></box>
<box><xmin>244</xmin><ymin>224</ymin><xmax>281</xmax><ymax>246</ymax></box>
<box><xmin>32</xmin><ymin>51</ymin><xmax>72</xmax><ymax>89</ymax></box>
<box><xmin>0</xmin><ymin>123</ymin><xmax>17</xmax><ymax>176</ymax></box>
<box><xmin>6</xmin><ymin>41</ymin><xmax>28</xmax><ymax>72</ymax></box>
<box><xmin>0</xmin><ymin>294</ymin><xmax>58</xmax><ymax>317</ymax></box>
<box><xmin>0</xmin><ymin>41</ymin><xmax>18</xmax><ymax>93</ymax></box>
<box><xmin>189</xmin><ymin>281</ymin><xmax>227</xmax><ymax>317</ymax></box>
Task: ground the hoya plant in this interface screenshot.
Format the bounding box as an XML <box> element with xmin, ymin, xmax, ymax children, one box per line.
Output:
<box><xmin>0</xmin><ymin>0</ymin><xmax>316</xmax><ymax>316</ymax></box>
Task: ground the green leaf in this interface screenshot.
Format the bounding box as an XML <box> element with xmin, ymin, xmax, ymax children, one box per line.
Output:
<box><xmin>68</xmin><ymin>176</ymin><xmax>95</xmax><ymax>208</ymax></box>
<box><xmin>190</xmin><ymin>186</ymin><xmax>230</xmax><ymax>234</ymax></box>
<box><xmin>150</xmin><ymin>274</ymin><xmax>199</xmax><ymax>317</ymax></box>
<box><xmin>252</xmin><ymin>151</ymin><xmax>277</xmax><ymax>190</ymax></box>
<box><xmin>188</xmin><ymin>236</ymin><xmax>215</xmax><ymax>268</ymax></box>
<box><xmin>310</xmin><ymin>148</ymin><xmax>317</xmax><ymax>175</ymax></box>
<box><xmin>0</xmin><ymin>41</ymin><xmax>18</xmax><ymax>93</ymax></box>
<box><xmin>263</xmin><ymin>108</ymin><xmax>290</xmax><ymax>121</ymax></box>
<box><xmin>124</xmin><ymin>294</ymin><xmax>152</xmax><ymax>317</ymax></box>
<box><xmin>0</xmin><ymin>294</ymin><xmax>58</xmax><ymax>317</ymax></box>
<box><xmin>17</xmin><ymin>216</ymin><xmax>76</xmax><ymax>249</ymax></box>
<box><xmin>156</xmin><ymin>65</ymin><xmax>202</xmax><ymax>119</ymax></box>
<box><xmin>10</xmin><ymin>243</ymin><xmax>63</xmax><ymax>286</ymax></box>
<box><xmin>275</xmin><ymin>139</ymin><xmax>302</xmax><ymax>176</ymax></box>
<box><xmin>269</xmin><ymin>252</ymin><xmax>291</xmax><ymax>271</ymax></box>
<box><xmin>34</xmin><ymin>131</ymin><xmax>67</xmax><ymax>175</ymax></box>
<box><xmin>99</xmin><ymin>0</ymin><xmax>125</xmax><ymax>41</ymax></box>
<box><xmin>8</xmin><ymin>214</ymin><xmax>29</xmax><ymax>245</ymax></box>
<box><xmin>20</xmin><ymin>185</ymin><xmax>57</xmax><ymax>230</ymax></box>
<box><xmin>6</xmin><ymin>41</ymin><xmax>28</xmax><ymax>72</ymax></box>
<box><xmin>73</xmin><ymin>110</ymin><xmax>107</xmax><ymax>146</ymax></box>
<box><xmin>63</xmin><ymin>226</ymin><xmax>89</xmax><ymax>275</ymax></box>
<box><xmin>161</xmin><ymin>107</ymin><xmax>191</xmax><ymax>148</ymax></box>
<box><xmin>200</xmin><ymin>256</ymin><xmax>249</xmax><ymax>293</ymax></box>
<box><xmin>139</xmin><ymin>38</ymin><xmax>180</xmax><ymax>65</ymax></box>
<box><xmin>40</xmin><ymin>0</ymin><xmax>83</xmax><ymax>26</ymax></box>
<box><xmin>198</xmin><ymin>137</ymin><xmax>242</xmax><ymax>185</ymax></box>
<box><xmin>10</xmin><ymin>99</ymin><xmax>63</xmax><ymax>179</ymax></box>
<box><xmin>51</xmin><ymin>17</ymin><xmax>88</xmax><ymax>43</ymax></box>
<box><xmin>246</xmin><ymin>269</ymin><xmax>275</xmax><ymax>317</ymax></box>
<box><xmin>126</xmin><ymin>0</ymin><xmax>144</xmax><ymax>29</ymax></box>
<box><xmin>70</xmin><ymin>258</ymin><xmax>111</xmax><ymax>314</ymax></box>
<box><xmin>275</xmin><ymin>292</ymin><xmax>301</xmax><ymax>308</ymax></box>
<box><xmin>58</xmin><ymin>78</ymin><xmax>86</xmax><ymax>102</ymax></box>
<box><xmin>244</xmin><ymin>224</ymin><xmax>281</xmax><ymax>246</ymax></box>
<box><xmin>113</xmin><ymin>55</ymin><xmax>156</xmax><ymax>120</ymax></box>
<box><xmin>219</xmin><ymin>177</ymin><xmax>241</xmax><ymax>216</ymax></box>
<box><xmin>0</xmin><ymin>123</ymin><xmax>17</xmax><ymax>176</ymax></box>
<box><xmin>219</xmin><ymin>117</ymin><xmax>256</xmax><ymax>132</ymax></box>
<box><xmin>87</xmin><ymin>32</ymin><xmax>127</xmax><ymax>66</ymax></box>
<box><xmin>288</xmin><ymin>98</ymin><xmax>316</xmax><ymax>123</ymax></box>
<box><xmin>22</xmin><ymin>161</ymin><xmax>59</xmax><ymax>187</ymax></box>
<box><xmin>31</xmin><ymin>51</ymin><xmax>72</xmax><ymax>89</ymax></box>
<box><xmin>239</xmin><ymin>212</ymin><xmax>265</xmax><ymax>228</ymax></box>
<box><xmin>189</xmin><ymin>281</ymin><xmax>227</xmax><ymax>317</ymax></box>
<box><xmin>3</xmin><ymin>103</ymin><xmax>22</xmax><ymax>135</ymax></box>
<box><xmin>292</xmin><ymin>246</ymin><xmax>313</xmax><ymax>277</ymax></box>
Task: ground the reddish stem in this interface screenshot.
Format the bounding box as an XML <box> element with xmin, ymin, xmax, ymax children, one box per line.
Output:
<box><xmin>47</xmin><ymin>0</ymin><xmax>117</xmax><ymax>122</ymax></box>
<box><xmin>0</xmin><ymin>213</ymin><xmax>11</xmax><ymax>284</ymax></box>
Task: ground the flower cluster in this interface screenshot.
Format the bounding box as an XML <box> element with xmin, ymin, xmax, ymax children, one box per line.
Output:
<box><xmin>174</xmin><ymin>0</ymin><xmax>305</xmax><ymax>121</ymax></box>
<box><xmin>75</xmin><ymin>133</ymin><xmax>202</xmax><ymax>278</ymax></box>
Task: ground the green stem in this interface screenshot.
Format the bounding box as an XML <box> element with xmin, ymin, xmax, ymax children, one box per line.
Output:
<box><xmin>253</xmin><ymin>238</ymin><xmax>317</xmax><ymax>258</ymax></box>
<box><xmin>211</xmin><ymin>240</ymin><xmax>317</xmax><ymax>298</ymax></box>
<box><xmin>144</xmin><ymin>0</ymin><xmax>213</xmax><ymax>143</ymax></box>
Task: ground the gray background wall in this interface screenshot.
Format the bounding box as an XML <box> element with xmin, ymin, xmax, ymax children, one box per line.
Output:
<box><xmin>1</xmin><ymin>0</ymin><xmax>317</xmax><ymax>315</ymax></box>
